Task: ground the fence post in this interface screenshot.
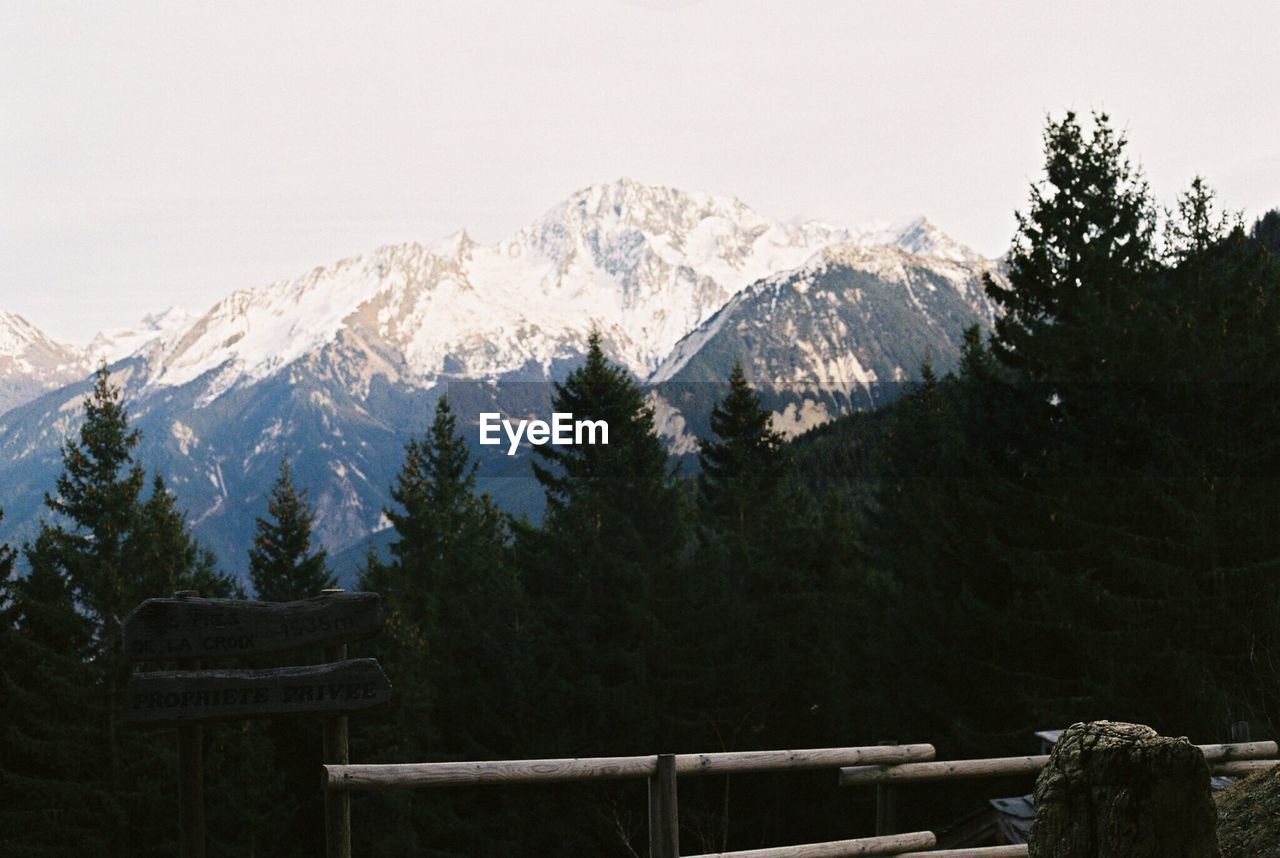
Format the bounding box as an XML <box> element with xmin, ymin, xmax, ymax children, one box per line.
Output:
<box><xmin>322</xmin><ymin>589</ymin><xmax>351</xmax><ymax>858</ymax></box>
<box><xmin>649</xmin><ymin>753</ymin><xmax>679</xmax><ymax>858</ymax></box>
<box><xmin>174</xmin><ymin>590</ymin><xmax>206</xmax><ymax>858</ymax></box>
<box><xmin>875</xmin><ymin>740</ymin><xmax>898</xmax><ymax>836</ymax></box>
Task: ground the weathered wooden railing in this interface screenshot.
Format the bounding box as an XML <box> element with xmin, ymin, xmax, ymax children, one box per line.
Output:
<box><xmin>321</xmin><ymin>740</ymin><xmax>1279</xmax><ymax>856</ymax></box>
<box><xmin>323</xmin><ymin>744</ymin><xmax>977</xmax><ymax>857</ymax></box>
<box><xmin>836</xmin><ymin>739</ymin><xmax>1278</xmax><ymax>855</ymax></box>
<box><xmin>837</xmin><ymin>741</ymin><xmax>1278</xmax><ymax>786</ymax></box>
<box><xmin>326</xmin><ymin>744</ymin><xmax>935</xmax><ymax>789</ymax></box>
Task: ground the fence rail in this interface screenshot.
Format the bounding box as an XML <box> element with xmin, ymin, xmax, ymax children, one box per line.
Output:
<box><xmin>325</xmin><ymin>745</ymin><xmax>937</xmax><ymax>790</ymax></box>
<box><xmin>837</xmin><ymin>740</ymin><xmax>1278</xmax><ymax>786</ymax></box>
<box><xmin>321</xmin><ymin>738</ymin><xmax>1277</xmax><ymax>857</ymax></box>
<box><xmin>899</xmin><ymin>848</ymin><xmax>1028</xmax><ymax>858</ymax></box>
<box><xmin>682</xmin><ymin>831</ymin><xmax>936</xmax><ymax>857</ymax></box>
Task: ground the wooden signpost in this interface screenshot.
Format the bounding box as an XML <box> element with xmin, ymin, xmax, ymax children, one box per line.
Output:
<box><xmin>126</xmin><ymin>658</ymin><xmax>392</xmax><ymax>724</ymax></box>
<box><xmin>124</xmin><ymin>590</ymin><xmax>388</xmax><ymax>858</ymax></box>
<box><xmin>124</xmin><ymin>591</ymin><xmax>382</xmax><ymax>662</ymax></box>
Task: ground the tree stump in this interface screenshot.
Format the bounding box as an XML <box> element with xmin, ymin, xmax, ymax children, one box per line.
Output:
<box><xmin>1029</xmin><ymin>720</ymin><xmax>1221</xmax><ymax>858</ymax></box>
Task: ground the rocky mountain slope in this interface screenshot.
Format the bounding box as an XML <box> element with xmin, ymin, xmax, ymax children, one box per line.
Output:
<box><xmin>0</xmin><ymin>180</ymin><xmax>1002</xmax><ymax>575</ymax></box>
<box><xmin>0</xmin><ymin>312</ymin><xmax>87</xmax><ymax>416</ymax></box>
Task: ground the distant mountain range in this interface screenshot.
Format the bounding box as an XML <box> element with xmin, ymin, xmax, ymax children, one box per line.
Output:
<box><xmin>0</xmin><ymin>179</ymin><xmax>1002</xmax><ymax>577</ymax></box>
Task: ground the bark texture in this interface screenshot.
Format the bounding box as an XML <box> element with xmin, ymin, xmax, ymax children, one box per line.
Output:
<box><xmin>1029</xmin><ymin>720</ymin><xmax>1221</xmax><ymax>858</ymax></box>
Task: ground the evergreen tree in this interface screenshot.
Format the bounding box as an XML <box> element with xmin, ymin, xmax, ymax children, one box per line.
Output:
<box><xmin>987</xmin><ymin>111</ymin><xmax>1157</xmax><ymax>388</ymax></box>
<box><xmin>248</xmin><ymin>457</ymin><xmax>335</xmax><ymax>601</ymax></box>
<box><xmin>697</xmin><ymin>362</ymin><xmax>788</xmax><ymax>538</ymax></box>
<box><xmin>516</xmin><ymin>332</ymin><xmax>685</xmax><ymax>853</ymax></box>
<box><xmin>23</xmin><ymin>367</ymin><xmax>150</xmax><ymax>853</ymax></box>
<box><xmin>127</xmin><ymin>474</ymin><xmax>237</xmax><ymax>598</ymax></box>
<box><xmin>355</xmin><ymin>395</ymin><xmax>522</xmax><ymax>856</ymax></box>
<box><xmin>529</xmin><ymin>332</ymin><xmax>684</xmax><ymax>558</ymax></box>
<box><xmin>0</xmin><ymin>518</ymin><xmax>109</xmax><ymax>854</ymax></box>
<box><xmin>680</xmin><ymin>362</ymin><xmax>860</xmax><ymax>848</ymax></box>
<box><xmin>244</xmin><ymin>459</ymin><xmax>335</xmax><ymax>856</ymax></box>
<box><xmin>1252</xmin><ymin>208</ymin><xmax>1280</xmax><ymax>254</ymax></box>
<box><xmin>0</xmin><ymin>514</ymin><xmax>11</xmax><ymax>579</ymax></box>
<box><xmin>8</xmin><ymin>366</ymin><xmax>235</xmax><ymax>854</ymax></box>
<box><xmin>1164</xmin><ymin>177</ymin><xmax>1237</xmax><ymax>264</ymax></box>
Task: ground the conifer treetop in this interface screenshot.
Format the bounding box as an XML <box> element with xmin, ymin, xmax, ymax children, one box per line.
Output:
<box><xmin>249</xmin><ymin>456</ymin><xmax>335</xmax><ymax>602</ymax></box>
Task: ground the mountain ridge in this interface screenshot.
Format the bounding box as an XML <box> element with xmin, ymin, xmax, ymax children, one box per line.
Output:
<box><xmin>0</xmin><ymin>179</ymin><xmax>1002</xmax><ymax>574</ymax></box>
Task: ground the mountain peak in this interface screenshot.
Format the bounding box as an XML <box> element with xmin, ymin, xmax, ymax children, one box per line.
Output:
<box><xmin>0</xmin><ymin>311</ymin><xmax>79</xmax><ymax>362</ymax></box>
<box><xmin>12</xmin><ymin>182</ymin><xmax>986</xmax><ymax>410</ymax></box>
<box><xmin>87</xmin><ymin>306</ymin><xmax>200</xmax><ymax>367</ymax></box>
<box><xmin>0</xmin><ymin>311</ymin><xmax>87</xmax><ymax>415</ymax></box>
<box><xmin>884</xmin><ymin>216</ymin><xmax>982</xmax><ymax>262</ymax></box>
<box><xmin>0</xmin><ymin>311</ymin><xmax>32</xmax><ymax>354</ymax></box>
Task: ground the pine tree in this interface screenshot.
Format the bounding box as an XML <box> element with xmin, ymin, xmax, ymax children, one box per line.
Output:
<box><xmin>697</xmin><ymin>361</ymin><xmax>788</xmax><ymax>539</ymax></box>
<box><xmin>987</xmin><ymin>111</ymin><xmax>1157</xmax><ymax>388</ymax></box>
<box><xmin>1165</xmin><ymin>177</ymin><xmax>1236</xmax><ymax>264</ymax></box>
<box><xmin>23</xmin><ymin>367</ymin><xmax>149</xmax><ymax>852</ymax></box>
<box><xmin>0</xmin><ymin>519</ymin><xmax>110</xmax><ymax>854</ymax></box>
<box><xmin>248</xmin><ymin>457</ymin><xmax>335</xmax><ymax>601</ymax></box>
<box><xmin>355</xmin><ymin>395</ymin><xmax>522</xmax><ymax>856</ymax></box>
<box><xmin>127</xmin><ymin>474</ymin><xmax>237</xmax><ymax>598</ymax></box>
<box><xmin>10</xmin><ymin>366</ymin><xmax>235</xmax><ymax>854</ymax></box>
<box><xmin>244</xmin><ymin>460</ymin><xmax>335</xmax><ymax>856</ymax></box>
<box><xmin>40</xmin><ymin>366</ymin><xmax>146</xmax><ymax>638</ymax></box>
<box><xmin>529</xmin><ymin>332</ymin><xmax>683</xmax><ymax>555</ymax></box>
<box><xmin>1251</xmin><ymin>208</ymin><xmax>1280</xmax><ymax>254</ymax></box>
<box><xmin>1133</xmin><ymin>195</ymin><xmax>1280</xmax><ymax>733</ymax></box>
<box><xmin>515</xmin><ymin>332</ymin><xmax>685</xmax><ymax>853</ymax></box>
<box><xmin>680</xmin><ymin>362</ymin><xmax>847</xmax><ymax>847</ymax></box>
<box><xmin>0</xmin><ymin>514</ymin><xmax>11</xmax><ymax>579</ymax></box>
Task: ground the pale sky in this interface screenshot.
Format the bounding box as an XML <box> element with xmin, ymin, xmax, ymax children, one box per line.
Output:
<box><xmin>3</xmin><ymin>0</ymin><xmax>1279</xmax><ymax>344</ymax></box>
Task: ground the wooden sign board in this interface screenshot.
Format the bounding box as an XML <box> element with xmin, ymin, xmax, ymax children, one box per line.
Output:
<box><xmin>123</xmin><ymin>592</ymin><xmax>382</xmax><ymax>662</ymax></box>
<box><xmin>126</xmin><ymin>658</ymin><xmax>393</xmax><ymax>725</ymax></box>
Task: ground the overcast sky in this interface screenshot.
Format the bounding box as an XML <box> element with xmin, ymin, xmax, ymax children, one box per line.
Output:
<box><xmin>4</xmin><ymin>1</ymin><xmax>1279</xmax><ymax>344</ymax></box>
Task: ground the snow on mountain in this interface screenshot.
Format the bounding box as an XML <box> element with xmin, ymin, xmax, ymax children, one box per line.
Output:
<box><xmin>86</xmin><ymin>307</ymin><xmax>199</xmax><ymax>366</ymax></box>
<box><xmin>0</xmin><ymin>312</ymin><xmax>87</xmax><ymax>416</ymax></box>
<box><xmin>651</xmin><ymin>238</ymin><xmax>997</xmax><ymax>386</ymax></box>
<box><xmin>130</xmin><ymin>179</ymin><xmax>982</xmax><ymax>406</ymax></box>
<box><xmin>647</xmin><ymin>240</ymin><xmax>1002</xmax><ymax>443</ymax></box>
<box><xmin>0</xmin><ymin>179</ymin><xmax>999</xmax><ymax>570</ymax></box>
<box><xmin>857</xmin><ymin>216</ymin><xmax>987</xmax><ymax>264</ymax></box>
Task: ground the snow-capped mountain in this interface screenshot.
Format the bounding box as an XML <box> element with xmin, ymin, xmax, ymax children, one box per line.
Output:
<box><xmin>650</xmin><ymin>241</ymin><xmax>1000</xmax><ymax>442</ymax></box>
<box><xmin>0</xmin><ymin>179</ymin><xmax>1002</xmax><ymax>575</ymax></box>
<box><xmin>87</xmin><ymin>307</ymin><xmax>199</xmax><ymax>367</ymax></box>
<box><xmin>0</xmin><ymin>312</ymin><xmax>88</xmax><ymax>416</ymax></box>
<box><xmin>107</xmin><ymin>179</ymin><xmax>948</xmax><ymax>404</ymax></box>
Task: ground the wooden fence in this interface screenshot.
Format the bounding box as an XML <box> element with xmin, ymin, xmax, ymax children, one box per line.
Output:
<box><xmin>322</xmin><ymin>740</ymin><xmax>1279</xmax><ymax>857</ymax></box>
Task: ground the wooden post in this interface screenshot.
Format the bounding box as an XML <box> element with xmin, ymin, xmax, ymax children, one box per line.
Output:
<box><xmin>322</xmin><ymin>589</ymin><xmax>352</xmax><ymax>858</ymax></box>
<box><xmin>649</xmin><ymin>753</ymin><xmax>679</xmax><ymax>858</ymax></box>
<box><xmin>174</xmin><ymin>590</ymin><xmax>205</xmax><ymax>858</ymax></box>
<box><xmin>875</xmin><ymin>740</ymin><xmax>897</xmax><ymax>836</ymax></box>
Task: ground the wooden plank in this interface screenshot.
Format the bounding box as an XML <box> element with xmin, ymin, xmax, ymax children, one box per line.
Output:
<box><xmin>126</xmin><ymin>659</ymin><xmax>392</xmax><ymax>725</ymax></box>
<box><xmin>840</xmin><ymin>756</ymin><xmax>1049</xmax><ymax>786</ymax></box>
<box><xmin>324</xmin><ymin>745</ymin><xmax>936</xmax><ymax>790</ymax></box>
<box><xmin>677</xmin><ymin>745</ymin><xmax>935</xmax><ymax>776</ymax></box>
<box><xmin>176</xmin><ymin>641</ymin><xmax>205</xmax><ymax>858</ymax></box>
<box><xmin>839</xmin><ymin>740</ymin><xmax>1279</xmax><ymax>786</ymax></box>
<box><xmin>649</xmin><ymin>753</ymin><xmax>679</xmax><ymax>858</ymax></box>
<box><xmin>899</xmin><ymin>849</ymin><xmax>1026</xmax><ymax>857</ymax></box>
<box><xmin>328</xmin><ymin>755</ymin><xmax>659</xmax><ymax>789</ymax></box>
<box><xmin>1199</xmin><ymin>741</ymin><xmax>1278</xmax><ymax>762</ymax></box>
<box><xmin>123</xmin><ymin>593</ymin><xmax>382</xmax><ymax>662</ymax></box>
<box><xmin>323</xmin><ymin>637</ymin><xmax>352</xmax><ymax>858</ymax></box>
<box><xmin>682</xmin><ymin>831</ymin><xmax>936</xmax><ymax>857</ymax></box>
<box><xmin>178</xmin><ymin>720</ymin><xmax>204</xmax><ymax>857</ymax></box>
<box><xmin>1212</xmin><ymin>760</ymin><xmax>1280</xmax><ymax>776</ymax></box>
